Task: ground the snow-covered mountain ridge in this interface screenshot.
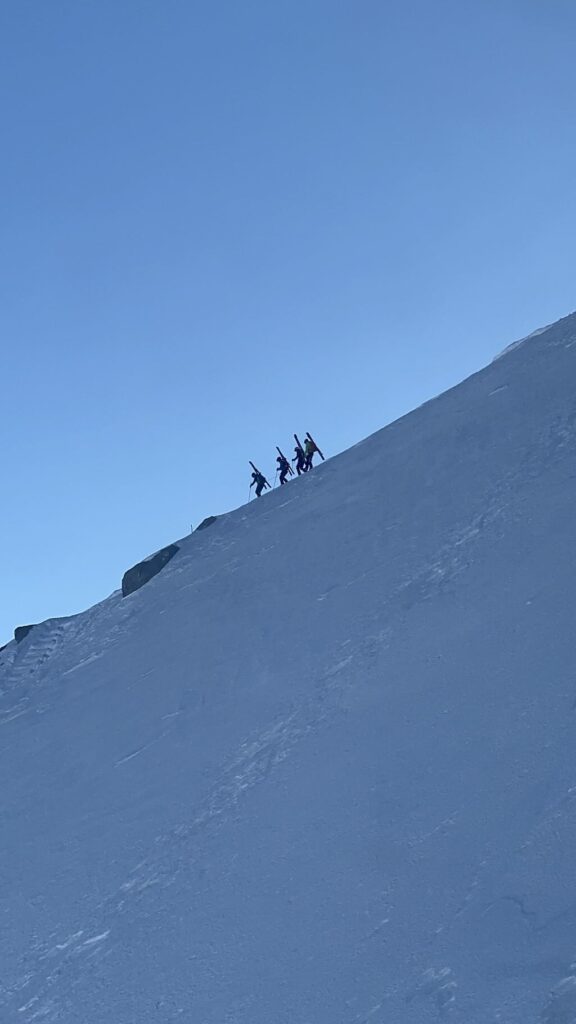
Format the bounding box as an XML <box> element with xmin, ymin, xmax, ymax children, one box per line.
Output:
<box><xmin>1</xmin><ymin>313</ymin><xmax>576</xmax><ymax>1024</ymax></box>
<box><xmin>493</xmin><ymin>311</ymin><xmax>575</xmax><ymax>361</ymax></box>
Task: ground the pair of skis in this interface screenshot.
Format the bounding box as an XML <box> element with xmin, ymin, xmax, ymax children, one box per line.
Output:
<box><xmin>294</xmin><ymin>432</ymin><xmax>325</xmax><ymax>461</ymax></box>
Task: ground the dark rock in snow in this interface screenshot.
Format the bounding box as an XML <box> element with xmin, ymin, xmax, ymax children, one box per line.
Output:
<box><xmin>14</xmin><ymin>624</ymin><xmax>36</xmax><ymax>644</ymax></box>
<box><xmin>122</xmin><ymin>544</ymin><xmax>179</xmax><ymax>598</ymax></box>
<box><xmin>195</xmin><ymin>515</ymin><xmax>218</xmax><ymax>532</ymax></box>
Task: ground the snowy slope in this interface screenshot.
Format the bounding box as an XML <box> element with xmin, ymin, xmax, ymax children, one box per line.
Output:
<box><xmin>1</xmin><ymin>313</ymin><xmax>576</xmax><ymax>1024</ymax></box>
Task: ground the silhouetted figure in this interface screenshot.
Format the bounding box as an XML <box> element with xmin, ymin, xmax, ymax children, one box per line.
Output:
<box><xmin>250</xmin><ymin>470</ymin><xmax>267</xmax><ymax>497</ymax></box>
<box><xmin>277</xmin><ymin>454</ymin><xmax>290</xmax><ymax>485</ymax></box>
<box><xmin>304</xmin><ymin>436</ymin><xmax>317</xmax><ymax>471</ymax></box>
<box><xmin>293</xmin><ymin>444</ymin><xmax>306</xmax><ymax>475</ymax></box>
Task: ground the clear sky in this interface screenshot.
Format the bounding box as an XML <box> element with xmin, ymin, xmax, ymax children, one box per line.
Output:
<box><xmin>1</xmin><ymin>0</ymin><xmax>575</xmax><ymax>645</ymax></box>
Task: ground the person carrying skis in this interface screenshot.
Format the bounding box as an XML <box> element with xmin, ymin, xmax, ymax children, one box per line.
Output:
<box><xmin>250</xmin><ymin>469</ymin><xmax>267</xmax><ymax>497</ymax></box>
<box><xmin>276</xmin><ymin>453</ymin><xmax>290</xmax><ymax>485</ymax></box>
<box><xmin>293</xmin><ymin>443</ymin><xmax>306</xmax><ymax>475</ymax></box>
<box><xmin>304</xmin><ymin>436</ymin><xmax>317</xmax><ymax>471</ymax></box>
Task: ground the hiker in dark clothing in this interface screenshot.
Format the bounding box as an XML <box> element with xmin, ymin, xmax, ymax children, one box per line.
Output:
<box><xmin>293</xmin><ymin>443</ymin><xmax>306</xmax><ymax>475</ymax></box>
<box><xmin>277</xmin><ymin>454</ymin><xmax>290</xmax><ymax>485</ymax></box>
<box><xmin>250</xmin><ymin>470</ymin><xmax>268</xmax><ymax>497</ymax></box>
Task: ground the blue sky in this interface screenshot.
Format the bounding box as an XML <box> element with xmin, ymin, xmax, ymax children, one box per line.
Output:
<box><xmin>1</xmin><ymin>0</ymin><xmax>575</xmax><ymax>644</ymax></box>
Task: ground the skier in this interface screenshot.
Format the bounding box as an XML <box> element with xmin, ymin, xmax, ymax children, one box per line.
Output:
<box><xmin>250</xmin><ymin>469</ymin><xmax>268</xmax><ymax>498</ymax></box>
<box><xmin>293</xmin><ymin>443</ymin><xmax>306</xmax><ymax>475</ymax></box>
<box><xmin>304</xmin><ymin>435</ymin><xmax>318</xmax><ymax>471</ymax></box>
<box><xmin>276</xmin><ymin>453</ymin><xmax>291</xmax><ymax>485</ymax></box>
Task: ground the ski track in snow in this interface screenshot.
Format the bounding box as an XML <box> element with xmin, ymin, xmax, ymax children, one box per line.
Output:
<box><xmin>4</xmin><ymin>640</ymin><xmax>362</xmax><ymax>1022</ymax></box>
<box><xmin>0</xmin><ymin>595</ymin><xmax>137</xmax><ymax>727</ymax></box>
<box><xmin>0</xmin><ymin>621</ymin><xmax>72</xmax><ymax>724</ymax></box>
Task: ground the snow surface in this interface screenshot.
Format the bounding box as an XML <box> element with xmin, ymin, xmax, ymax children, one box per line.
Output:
<box><xmin>492</xmin><ymin>311</ymin><xmax>575</xmax><ymax>361</ymax></box>
<box><xmin>2</xmin><ymin>313</ymin><xmax>576</xmax><ymax>1024</ymax></box>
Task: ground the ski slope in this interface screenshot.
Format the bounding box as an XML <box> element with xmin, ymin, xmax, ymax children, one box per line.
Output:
<box><xmin>1</xmin><ymin>313</ymin><xmax>576</xmax><ymax>1024</ymax></box>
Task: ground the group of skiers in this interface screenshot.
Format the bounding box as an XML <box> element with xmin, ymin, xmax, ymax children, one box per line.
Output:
<box><xmin>249</xmin><ymin>433</ymin><xmax>324</xmax><ymax>498</ymax></box>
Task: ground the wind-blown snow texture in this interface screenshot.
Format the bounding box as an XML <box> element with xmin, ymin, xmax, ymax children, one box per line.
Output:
<box><xmin>2</xmin><ymin>314</ymin><xmax>576</xmax><ymax>1024</ymax></box>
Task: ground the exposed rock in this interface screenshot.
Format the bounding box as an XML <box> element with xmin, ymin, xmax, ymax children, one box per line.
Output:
<box><xmin>122</xmin><ymin>544</ymin><xmax>180</xmax><ymax>598</ymax></box>
<box><xmin>14</xmin><ymin>624</ymin><xmax>36</xmax><ymax>644</ymax></box>
<box><xmin>195</xmin><ymin>515</ymin><xmax>218</xmax><ymax>532</ymax></box>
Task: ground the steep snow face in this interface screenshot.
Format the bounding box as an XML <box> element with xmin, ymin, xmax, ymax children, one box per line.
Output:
<box><xmin>493</xmin><ymin>310</ymin><xmax>575</xmax><ymax>360</ymax></box>
<box><xmin>1</xmin><ymin>314</ymin><xmax>576</xmax><ymax>1024</ymax></box>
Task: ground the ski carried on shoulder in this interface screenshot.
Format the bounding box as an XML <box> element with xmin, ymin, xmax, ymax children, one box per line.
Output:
<box><xmin>306</xmin><ymin>432</ymin><xmax>325</xmax><ymax>461</ymax></box>
<box><xmin>276</xmin><ymin>446</ymin><xmax>294</xmax><ymax>476</ymax></box>
<box><xmin>249</xmin><ymin>461</ymin><xmax>271</xmax><ymax>489</ymax></box>
<box><xmin>294</xmin><ymin>433</ymin><xmax>304</xmax><ymax>451</ymax></box>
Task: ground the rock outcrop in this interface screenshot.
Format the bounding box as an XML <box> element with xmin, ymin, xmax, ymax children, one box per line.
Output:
<box><xmin>195</xmin><ymin>516</ymin><xmax>218</xmax><ymax>532</ymax></box>
<box><xmin>121</xmin><ymin>544</ymin><xmax>179</xmax><ymax>598</ymax></box>
<box><xmin>14</xmin><ymin>624</ymin><xmax>36</xmax><ymax>644</ymax></box>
